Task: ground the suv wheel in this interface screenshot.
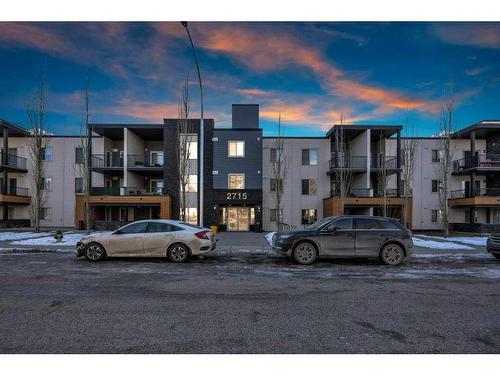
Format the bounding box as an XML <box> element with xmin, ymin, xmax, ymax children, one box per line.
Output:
<box><xmin>380</xmin><ymin>243</ymin><xmax>405</xmax><ymax>265</ymax></box>
<box><xmin>293</xmin><ymin>242</ymin><xmax>317</xmax><ymax>265</ymax></box>
<box><xmin>85</xmin><ymin>243</ymin><xmax>106</xmax><ymax>262</ymax></box>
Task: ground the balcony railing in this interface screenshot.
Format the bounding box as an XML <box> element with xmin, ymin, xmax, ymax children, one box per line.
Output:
<box><xmin>90</xmin><ymin>186</ymin><xmax>164</xmax><ymax>196</ymax></box>
<box><xmin>0</xmin><ymin>186</ymin><xmax>29</xmax><ymax>196</ymax></box>
<box><xmin>450</xmin><ymin>188</ymin><xmax>500</xmax><ymax>199</ymax></box>
<box><xmin>329</xmin><ymin>155</ymin><xmax>367</xmax><ymax>170</ymax></box>
<box><xmin>127</xmin><ymin>154</ymin><xmax>164</xmax><ymax>168</ymax></box>
<box><xmin>0</xmin><ymin>153</ymin><xmax>27</xmax><ymax>170</ymax></box>
<box><xmin>331</xmin><ymin>188</ymin><xmax>399</xmax><ymax>198</ymax></box>
<box><xmin>371</xmin><ymin>155</ymin><xmax>399</xmax><ymax>170</ymax></box>
<box><xmin>453</xmin><ymin>154</ymin><xmax>500</xmax><ymax>173</ymax></box>
<box><xmin>91</xmin><ymin>154</ymin><xmax>123</xmax><ymax>168</ymax></box>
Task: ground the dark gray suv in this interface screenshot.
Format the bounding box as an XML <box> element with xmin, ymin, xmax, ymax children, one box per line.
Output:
<box><xmin>271</xmin><ymin>215</ymin><xmax>413</xmax><ymax>265</ymax></box>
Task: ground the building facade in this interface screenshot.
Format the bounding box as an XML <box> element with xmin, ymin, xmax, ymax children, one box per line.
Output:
<box><xmin>1</xmin><ymin>112</ymin><xmax>499</xmax><ymax>233</ymax></box>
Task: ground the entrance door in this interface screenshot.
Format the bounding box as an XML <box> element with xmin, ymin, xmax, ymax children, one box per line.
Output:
<box><xmin>227</xmin><ymin>207</ymin><xmax>250</xmax><ymax>231</ymax></box>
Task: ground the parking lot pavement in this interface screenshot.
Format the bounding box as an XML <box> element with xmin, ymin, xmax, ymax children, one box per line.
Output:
<box><xmin>0</xmin><ymin>232</ymin><xmax>499</xmax><ymax>354</ymax></box>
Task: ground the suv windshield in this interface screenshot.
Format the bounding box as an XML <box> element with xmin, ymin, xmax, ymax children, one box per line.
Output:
<box><xmin>306</xmin><ymin>217</ymin><xmax>333</xmax><ymax>229</ymax></box>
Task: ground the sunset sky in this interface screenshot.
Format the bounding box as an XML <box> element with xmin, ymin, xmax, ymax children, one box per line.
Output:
<box><xmin>0</xmin><ymin>22</ymin><xmax>498</xmax><ymax>136</ymax></box>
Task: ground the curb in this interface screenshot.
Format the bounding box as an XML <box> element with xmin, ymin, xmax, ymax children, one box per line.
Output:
<box><xmin>0</xmin><ymin>247</ymin><xmax>74</xmax><ymax>254</ymax></box>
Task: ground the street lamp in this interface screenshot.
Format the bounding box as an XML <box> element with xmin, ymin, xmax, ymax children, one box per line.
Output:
<box><xmin>181</xmin><ymin>21</ymin><xmax>204</xmax><ymax>227</ymax></box>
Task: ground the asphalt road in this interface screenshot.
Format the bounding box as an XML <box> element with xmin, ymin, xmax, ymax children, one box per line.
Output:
<box><xmin>0</xmin><ymin>233</ymin><xmax>499</xmax><ymax>354</ymax></box>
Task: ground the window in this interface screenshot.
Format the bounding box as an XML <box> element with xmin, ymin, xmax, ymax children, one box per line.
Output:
<box><xmin>75</xmin><ymin>147</ymin><xmax>84</xmax><ymax>164</ymax></box>
<box><xmin>301</xmin><ymin>209</ymin><xmax>317</xmax><ymax>225</ymax></box>
<box><xmin>187</xmin><ymin>175</ymin><xmax>198</xmax><ymax>192</ymax></box>
<box><xmin>42</xmin><ymin>147</ymin><xmax>53</xmax><ymax>161</ymax></box>
<box><xmin>301</xmin><ymin>179</ymin><xmax>318</xmax><ymax>195</ymax></box>
<box><xmin>329</xmin><ymin>218</ymin><xmax>353</xmax><ymax>230</ymax></box>
<box><xmin>228</xmin><ymin>141</ymin><xmax>245</xmax><ymax>157</ymax></box>
<box><xmin>150</xmin><ymin>151</ymin><xmax>164</xmax><ymax>166</ymax></box>
<box><xmin>270</xmin><ymin>209</ymin><xmax>283</xmax><ymax>222</ymax></box>
<box><xmin>431</xmin><ymin>209</ymin><xmax>438</xmax><ymax>223</ymax></box>
<box><xmin>493</xmin><ymin>209</ymin><xmax>500</xmax><ymax>224</ymax></box>
<box><xmin>188</xmin><ymin>141</ymin><xmax>198</xmax><ymax>159</ymax></box>
<box><xmin>228</xmin><ymin>174</ymin><xmax>245</xmax><ymax>189</ymax></box>
<box><xmin>431</xmin><ymin>179</ymin><xmax>441</xmax><ymax>193</ymax></box>
<box><xmin>270</xmin><ymin>178</ymin><xmax>283</xmax><ymax>192</ymax></box>
<box><xmin>75</xmin><ymin>177</ymin><xmax>84</xmax><ymax>194</ymax></box>
<box><xmin>270</xmin><ymin>148</ymin><xmax>283</xmax><ymax>162</ymax></box>
<box><xmin>377</xmin><ymin>219</ymin><xmax>400</xmax><ymax>230</ymax></box>
<box><xmin>302</xmin><ymin>149</ymin><xmax>318</xmax><ymax>165</ymax></box>
<box><xmin>148</xmin><ymin>222</ymin><xmax>181</xmax><ymax>233</ymax></box>
<box><xmin>355</xmin><ymin>218</ymin><xmax>380</xmax><ymax>230</ymax></box>
<box><xmin>41</xmin><ymin>207</ymin><xmax>51</xmax><ymax>220</ymax></box>
<box><xmin>119</xmin><ymin>221</ymin><xmax>149</xmax><ymax>234</ymax></box>
<box><xmin>431</xmin><ymin>150</ymin><xmax>441</xmax><ymax>163</ymax></box>
<box><xmin>182</xmin><ymin>207</ymin><xmax>198</xmax><ymax>225</ymax></box>
<box><xmin>43</xmin><ymin>177</ymin><xmax>52</xmax><ymax>191</ymax></box>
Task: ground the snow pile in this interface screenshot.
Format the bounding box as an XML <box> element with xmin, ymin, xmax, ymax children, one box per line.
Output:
<box><xmin>418</xmin><ymin>234</ymin><xmax>487</xmax><ymax>246</ymax></box>
<box><xmin>10</xmin><ymin>232</ymin><xmax>107</xmax><ymax>246</ymax></box>
<box><xmin>0</xmin><ymin>231</ymin><xmax>53</xmax><ymax>241</ymax></box>
<box><xmin>265</xmin><ymin>232</ymin><xmax>275</xmax><ymax>246</ymax></box>
<box><xmin>412</xmin><ymin>236</ymin><xmax>474</xmax><ymax>250</ymax></box>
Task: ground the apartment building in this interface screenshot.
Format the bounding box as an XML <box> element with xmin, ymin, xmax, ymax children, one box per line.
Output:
<box><xmin>1</xmin><ymin>111</ymin><xmax>499</xmax><ymax>233</ymax></box>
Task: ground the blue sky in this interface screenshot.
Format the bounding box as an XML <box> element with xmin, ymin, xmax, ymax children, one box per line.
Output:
<box><xmin>0</xmin><ymin>22</ymin><xmax>498</xmax><ymax>136</ymax></box>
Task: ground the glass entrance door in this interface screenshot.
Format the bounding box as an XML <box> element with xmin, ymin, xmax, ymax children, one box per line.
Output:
<box><xmin>227</xmin><ymin>207</ymin><xmax>250</xmax><ymax>231</ymax></box>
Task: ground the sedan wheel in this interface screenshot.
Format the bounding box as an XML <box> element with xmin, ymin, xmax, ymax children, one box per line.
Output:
<box><xmin>85</xmin><ymin>243</ymin><xmax>106</xmax><ymax>262</ymax></box>
<box><xmin>293</xmin><ymin>242</ymin><xmax>317</xmax><ymax>265</ymax></box>
<box><xmin>380</xmin><ymin>244</ymin><xmax>405</xmax><ymax>265</ymax></box>
<box><xmin>168</xmin><ymin>244</ymin><xmax>189</xmax><ymax>263</ymax></box>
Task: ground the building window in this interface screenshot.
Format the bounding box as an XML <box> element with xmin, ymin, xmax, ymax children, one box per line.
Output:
<box><xmin>270</xmin><ymin>209</ymin><xmax>283</xmax><ymax>222</ymax></box>
<box><xmin>302</xmin><ymin>149</ymin><xmax>318</xmax><ymax>165</ymax></box>
<box><xmin>301</xmin><ymin>179</ymin><xmax>318</xmax><ymax>195</ymax></box>
<box><xmin>75</xmin><ymin>177</ymin><xmax>84</xmax><ymax>194</ymax></box>
<box><xmin>150</xmin><ymin>151</ymin><xmax>164</xmax><ymax>166</ymax></box>
<box><xmin>43</xmin><ymin>177</ymin><xmax>53</xmax><ymax>191</ymax></box>
<box><xmin>493</xmin><ymin>209</ymin><xmax>500</xmax><ymax>224</ymax></box>
<box><xmin>180</xmin><ymin>134</ymin><xmax>198</xmax><ymax>160</ymax></box>
<box><xmin>431</xmin><ymin>209</ymin><xmax>438</xmax><ymax>223</ymax></box>
<box><xmin>270</xmin><ymin>178</ymin><xmax>283</xmax><ymax>192</ymax></box>
<box><xmin>182</xmin><ymin>207</ymin><xmax>198</xmax><ymax>225</ymax></box>
<box><xmin>431</xmin><ymin>150</ymin><xmax>441</xmax><ymax>163</ymax></box>
<box><xmin>465</xmin><ymin>208</ymin><xmax>478</xmax><ymax>223</ymax></box>
<box><xmin>301</xmin><ymin>209</ymin><xmax>317</xmax><ymax>225</ymax></box>
<box><xmin>270</xmin><ymin>148</ymin><xmax>283</xmax><ymax>162</ymax></box>
<box><xmin>228</xmin><ymin>174</ymin><xmax>245</xmax><ymax>189</ymax></box>
<box><xmin>41</xmin><ymin>207</ymin><xmax>51</xmax><ymax>220</ymax></box>
<box><xmin>42</xmin><ymin>147</ymin><xmax>53</xmax><ymax>161</ymax></box>
<box><xmin>228</xmin><ymin>141</ymin><xmax>245</xmax><ymax>157</ymax></box>
<box><xmin>431</xmin><ymin>179</ymin><xmax>441</xmax><ymax>193</ymax></box>
<box><xmin>187</xmin><ymin>175</ymin><xmax>198</xmax><ymax>192</ymax></box>
<box><xmin>75</xmin><ymin>147</ymin><xmax>84</xmax><ymax>164</ymax></box>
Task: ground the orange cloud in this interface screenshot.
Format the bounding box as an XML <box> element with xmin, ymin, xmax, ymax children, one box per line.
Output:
<box><xmin>235</xmin><ymin>88</ymin><xmax>269</xmax><ymax>97</ymax></box>
<box><xmin>431</xmin><ymin>23</ymin><xmax>500</xmax><ymax>50</ymax></box>
<box><xmin>106</xmin><ymin>99</ymin><xmax>178</xmax><ymax>122</ymax></box>
<box><xmin>0</xmin><ymin>23</ymin><xmax>69</xmax><ymax>54</ymax></box>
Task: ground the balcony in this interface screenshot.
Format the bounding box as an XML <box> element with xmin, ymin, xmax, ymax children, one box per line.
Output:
<box><xmin>452</xmin><ymin>154</ymin><xmax>500</xmax><ymax>175</ymax></box>
<box><xmin>0</xmin><ymin>153</ymin><xmax>27</xmax><ymax>172</ymax></box>
<box><xmin>370</xmin><ymin>155</ymin><xmax>399</xmax><ymax>171</ymax></box>
<box><xmin>328</xmin><ymin>155</ymin><xmax>367</xmax><ymax>173</ymax></box>
<box><xmin>331</xmin><ymin>188</ymin><xmax>399</xmax><ymax>198</ymax></box>
<box><xmin>449</xmin><ymin>188</ymin><xmax>500</xmax><ymax>207</ymax></box>
<box><xmin>90</xmin><ymin>153</ymin><xmax>124</xmax><ymax>175</ymax></box>
<box><xmin>0</xmin><ymin>186</ymin><xmax>30</xmax><ymax>205</ymax></box>
<box><xmin>90</xmin><ymin>186</ymin><xmax>164</xmax><ymax>196</ymax></box>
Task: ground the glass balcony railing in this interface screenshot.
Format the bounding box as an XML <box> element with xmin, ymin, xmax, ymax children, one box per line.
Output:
<box><xmin>0</xmin><ymin>153</ymin><xmax>27</xmax><ymax>170</ymax></box>
<box><xmin>329</xmin><ymin>155</ymin><xmax>367</xmax><ymax>170</ymax></box>
<box><xmin>0</xmin><ymin>186</ymin><xmax>29</xmax><ymax>196</ymax></box>
<box><xmin>90</xmin><ymin>186</ymin><xmax>165</xmax><ymax>196</ymax></box>
<box><xmin>453</xmin><ymin>154</ymin><xmax>500</xmax><ymax>173</ymax></box>
<box><xmin>450</xmin><ymin>188</ymin><xmax>500</xmax><ymax>199</ymax></box>
<box><xmin>90</xmin><ymin>154</ymin><xmax>123</xmax><ymax>168</ymax></box>
<box><xmin>330</xmin><ymin>188</ymin><xmax>399</xmax><ymax>198</ymax></box>
<box><xmin>127</xmin><ymin>155</ymin><xmax>164</xmax><ymax>168</ymax></box>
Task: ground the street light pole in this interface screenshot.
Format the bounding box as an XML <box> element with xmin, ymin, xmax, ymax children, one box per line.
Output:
<box><xmin>181</xmin><ymin>22</ymin><xmax>204</xmax><ymax>227</ymax></box>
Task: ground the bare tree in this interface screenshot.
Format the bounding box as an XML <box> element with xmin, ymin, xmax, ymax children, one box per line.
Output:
<box><xmin>401</xmin><ymin>112</ymin><xmax>419</xmax><ymax>228</ymax></box>
<box><xmin>271</xmin><ymin>114</ymin><xmax>288</xmax><ymax>231</ymax></box>
<box><xmin>77</xmin><ymin>71</ymin><xmax>93</xmax><ymax>233</ymax></box>
<box><xmin>176</xmin><ymin>79</ymin><xmax>192</xmax><ymax>222</ymax></box>
<box><xmin>335</xmin><ymin>124</ymin><xmax>352</xmax><ymax>214</ymax></box>
<box><xmin>435</xmin><ymin>83</ymin><xmax>457</xmax><ymax>237</ymax></box>
<box><xmin>26</xmin><ymin>66</ymin><xmax>49</xmax><ymax>232</ymax></box>
<box><xmin>377</xmin><ymin>133</ymin><xmax>389</xmax><ymax>217</ymax></box>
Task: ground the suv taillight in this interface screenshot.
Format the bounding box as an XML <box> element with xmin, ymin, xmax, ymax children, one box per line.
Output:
<box><xmin>195</xmin><ymin>230</ymin><xmax>210</xmax><ymax>240</ymax></box>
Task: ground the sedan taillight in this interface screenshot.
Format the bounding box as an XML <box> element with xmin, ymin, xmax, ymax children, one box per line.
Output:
<box><xmin>195</xmin><ymin>230</ymin><xmax>210</xmax><ymax>240</ymax></box>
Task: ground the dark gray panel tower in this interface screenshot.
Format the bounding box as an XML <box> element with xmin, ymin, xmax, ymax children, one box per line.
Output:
<box><xmin>232</xmin><ymin>104</ymin><xmax>259</xmax><ymax>129</ymax></box>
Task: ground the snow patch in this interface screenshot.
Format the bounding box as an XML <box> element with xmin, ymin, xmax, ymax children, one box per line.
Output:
<box><xmin>10</xmin><ymin>232</ymin><xmax>107</xmax><ymax>247</ymax></box>
<box><xmin>418</xmin><ymin>234</ymin><xmax>487</xmax><ymax>246</ymax></box>
<box><xmin>412</xmin><ymin>236</ymin><xmax>474</xmax><ymax>250</ymax></box>
<box><xmin>0</xmin><ymin>231</ymin><xmax>52</xmax><ymax>241</ymax></box>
